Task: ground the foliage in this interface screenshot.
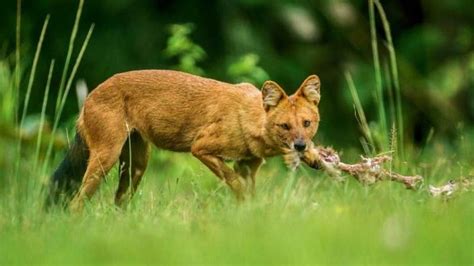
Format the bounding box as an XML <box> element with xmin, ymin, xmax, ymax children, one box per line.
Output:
<box><xmin>227</xmin><ymin>53</ymin><xmax>269</xmax><ymax>84</ymax></box>
<box><xmin>1</xmin><ymin>0</ymin><xmax>472</xmax><ymax>146</ymax></box>
<box><xmin>164</xmin><ymin>23</ymin><xmax>206</xmax><ymax>75</ymax></box>
<box><xmin>0</xmin><ymin>0</ymin><xmax>473</xmax><ymax>264</ymax></box>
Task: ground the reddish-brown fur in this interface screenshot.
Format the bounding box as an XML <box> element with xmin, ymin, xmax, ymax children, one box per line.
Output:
<box><xmin>65</xmin><ymin>70</ymin><xmax>321</xmax><ymax>210</ymax></box>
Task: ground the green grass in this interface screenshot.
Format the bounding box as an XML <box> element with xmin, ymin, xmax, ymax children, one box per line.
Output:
<box><xmin>1</xmin><ymin>0</ymin><xmax>473</xmax><ymax>264</ymax></box>
<box><xmin>0</xmin><ymin>133</ymin><xmax>473</xmax><ymax>265</ymax></box>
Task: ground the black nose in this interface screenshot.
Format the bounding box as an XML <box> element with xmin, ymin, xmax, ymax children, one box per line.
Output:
<box><xmin>294</xmin><ymin>141</ymin><xmax>306</xmax><ymax>151</ymax></box>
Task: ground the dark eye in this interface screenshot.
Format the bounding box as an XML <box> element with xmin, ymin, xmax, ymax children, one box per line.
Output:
<box><xmin>279</xmin><ymin>123</ymin><xmax>291</xmax><ymax>130</ymax></box>
<box><xmin>303</xmin><ymin>120</ymin><xmax>311</xmax><ymax>127</ymax></box>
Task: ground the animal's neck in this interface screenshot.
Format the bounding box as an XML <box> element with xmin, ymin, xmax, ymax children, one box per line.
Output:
<box><xmin>249</xmin><ymin>124</ymin><xmax>282</xmax><ymax>158</ymax></box>
<box><xmin>239</xmin><ymin>105</ymin><xmax>282</xmax><ymax>158</ymax></box>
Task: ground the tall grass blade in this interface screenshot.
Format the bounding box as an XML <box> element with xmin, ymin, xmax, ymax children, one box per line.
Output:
<box><xmin>55</xmin><ymin>0</ymin><xmax>84</xmax><ymax>114</ymax></box>
<box><xmin>345</xmin><ymin>71</ymin><xmax>375</xmax><ymax>155</ymax></box>
<box><xmin>42</xmin><ymin>24</ymin><xmax>95</xmax><ymax>175</ymax></box>
<box><xmin>359</xmin><ymin>137</ymin><xmax>372</xmax><ymax>156</ymax></box>
<box><xmin>374</xmin><ymin>0</ymin><xmax>405</xmax><ymax>161</ymax></box>
<box><xmin>34</xmin><ymin>59</ymin><xmax>55</xmax><ymax>171</ymax></box>
<box><xmin>389</xmin><ymin>122</ymin><xmax>397</xmax><ymax>172</ymax></box>
<box><xmin>18</xmin><ymin>15</ymin><xmax>50</xmax><ymax>134</ymax></box>
<box><xmin>383</xmin><ymin>62</ymin><xmax>396</xmax><ymax>125</ymax></box>
<box><xmin>368</xmin><ymin>0</ymin><xmax>388</xmax><ymax>151</ymax></box>
<box><xmin>15</xmin><ymin>0</ymin><xmax>21</xmax><ymax>125</ymax></box>
<box><xmin>15</xmin><ymin>15</ymin><xmax>50</xmax><ymax>177</ymax></box>
<box><xmin>63</xmin><ymin>24</ymin><xmax>94</xmax><ymax>106</ymax></box>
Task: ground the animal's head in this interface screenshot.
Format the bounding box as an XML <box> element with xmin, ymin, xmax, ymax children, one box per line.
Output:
<box><xmin>262</xmin><ymin>74</ymin><xmax>321</xmax><ymax>154</ymax></box>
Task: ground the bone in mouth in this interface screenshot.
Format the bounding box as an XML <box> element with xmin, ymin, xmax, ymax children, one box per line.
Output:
<box><xmin>284</xmin><ymin>142</ymin><xmax>423</xmax><ymax>189</ymax></box>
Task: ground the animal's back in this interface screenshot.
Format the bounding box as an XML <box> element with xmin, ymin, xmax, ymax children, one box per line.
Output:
<box><xmin>81</xmin><ymin>70</ymin><xmax>263</xmax><ymax>152</ymax></box>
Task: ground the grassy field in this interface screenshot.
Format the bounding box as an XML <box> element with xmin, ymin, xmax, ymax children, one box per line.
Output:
<box><xmin>1</xmin><ymin>1</ymin><xmax>473</xmax><ymax>264</ymax></box>
<box><xmin>0</xmin><ymin>131</ymin><xmax>473</xmax><ymax>265</ymax></box>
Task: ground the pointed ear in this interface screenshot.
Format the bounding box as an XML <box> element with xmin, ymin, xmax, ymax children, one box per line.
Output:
<box><xmin>297</xmin><ymin>74</ymin><xmax>320</xmax><ymax>105</ymax></box>
<box><xmin>261</xmin><ymin>80</ymin><xmax>287</xmax><ymax>111</ymax></box>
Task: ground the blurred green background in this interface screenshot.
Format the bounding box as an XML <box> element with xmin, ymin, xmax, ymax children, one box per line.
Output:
<box><xmin>1</xmin><ymin>0</ymin><xmax>473</xmax><ymax>151</ymax></box>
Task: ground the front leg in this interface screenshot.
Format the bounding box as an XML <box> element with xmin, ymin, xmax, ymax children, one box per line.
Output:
<box><xmin>191</xmin><ymin>150</ymin><xmax>246</xmax><ymax>200</ymax></box>
<box><xmin>234</xmin><ymin>158</ymin><xmax>263</xmax><ymax>195</ymax></box>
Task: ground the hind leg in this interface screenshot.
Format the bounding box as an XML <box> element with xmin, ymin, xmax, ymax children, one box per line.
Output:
<box><xmin>115</xmin><ymin>132</ymin><xmax>150</xmax><ymax>207</ymax></box>
<box><xmin>69</xmin><ymin>143</ymin><xmax>125</xmax><ymax>212</ymax></box>
<box><xmin>69</xmin><ymin>107</ymin><xmax>128</xmax><ymax>212</ymax></box>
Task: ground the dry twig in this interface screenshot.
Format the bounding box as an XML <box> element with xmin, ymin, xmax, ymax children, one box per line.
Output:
<box><xmin>284</xmin><ymin>142</ymin><xmax>423</xmax><ymax>189</ymax></box>
<box><xmin>283</xmin><ymin>142</ymin><xmax>474</xmax><ymax>198</ymax></box>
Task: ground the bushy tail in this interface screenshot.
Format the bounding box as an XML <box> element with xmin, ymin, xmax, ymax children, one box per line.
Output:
<box><xmin>44</xmin><ymin>133</ymin><xmax>89</xmax><ymax>208</ymax></box>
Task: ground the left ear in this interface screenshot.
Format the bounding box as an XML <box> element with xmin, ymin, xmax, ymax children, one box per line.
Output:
<box><xmin>296</xmin><ymin>74</ymin><xmax>320</xmax><ymax>105</ymax></box>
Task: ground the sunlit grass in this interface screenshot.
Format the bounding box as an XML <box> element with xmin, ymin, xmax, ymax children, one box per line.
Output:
<box><xmin>0</xmin><ymin>135</ymin><xmax>473</xmax><ymax>264</ymax></box>
<box><xmin>0</xmin><ymin>0</ymin><xmax>472</xmax><ymax>264</ymax></box>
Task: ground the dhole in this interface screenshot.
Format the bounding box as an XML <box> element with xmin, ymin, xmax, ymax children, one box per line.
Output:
<box><xmin>46</xmin><ymin>70</ymin><xmax>321</xmax><ymax>210</ymax></box>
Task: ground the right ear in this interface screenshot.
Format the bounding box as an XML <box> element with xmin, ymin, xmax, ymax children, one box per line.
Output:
<box><xmin>261</xmin><ymin>80</ymin><xmax>287</xmax><ymax>111</ymax></box>
<box><xmin>296</xmin><ymin>74</ymin><xmax>320</xmax><ymax>105</ymax></box>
